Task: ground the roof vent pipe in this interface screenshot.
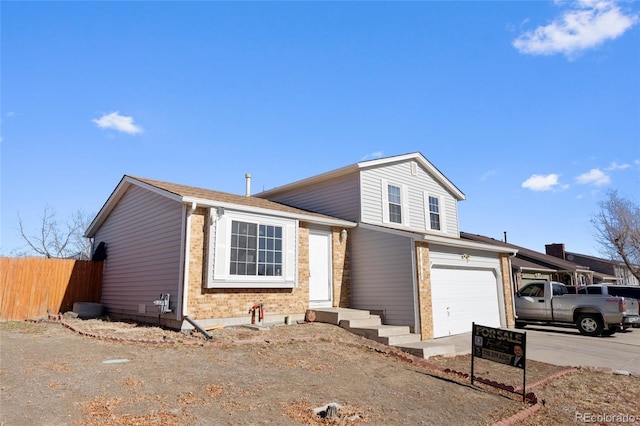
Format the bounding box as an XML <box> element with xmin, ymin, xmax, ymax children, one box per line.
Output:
<box><xmin>245</xmin><ymin>173</ymin><xmax>252</xmax><ymax>197</ymax></box>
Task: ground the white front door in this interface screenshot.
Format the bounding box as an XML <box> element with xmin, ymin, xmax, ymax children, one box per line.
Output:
<box><xmin>309</xmin><ymin>229</ymin><xmax>332</xmax><ymax>308</ymax></box>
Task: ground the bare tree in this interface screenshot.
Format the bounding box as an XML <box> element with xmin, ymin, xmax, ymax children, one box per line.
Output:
<box><xmin>18</xmin><ymin>206</ymin><xmax>94</xmax><ymax>259</ymax></box>
<box><xmin>592</xmin><ymin>190</ymin><xmax>640</xmax><ymax>281</ymax></box>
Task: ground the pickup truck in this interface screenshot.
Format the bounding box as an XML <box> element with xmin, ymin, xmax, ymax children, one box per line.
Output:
<box><xmin>577</xmin><ymin>284</ymin><xmax>640</xmax><ymax>329</ymax></box>
<box><xmin>514</xmin><ymin>281</ymin><xmax>626</xmax><ymax>336</ymax></box>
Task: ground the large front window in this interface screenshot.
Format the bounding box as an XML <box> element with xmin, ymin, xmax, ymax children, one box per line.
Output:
<box><xmin>230</xmin><ymin>221</ymin><xmax>282</xmax><ymax>276</ymax></box>
<box><xmin>207</xmin><ymin>210</ymin><xmax>296</xmax><ymax>288</ymax></box>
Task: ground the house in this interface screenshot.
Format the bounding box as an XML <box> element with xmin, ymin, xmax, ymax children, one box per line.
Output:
<box><xmin>545</xmin><ymin>243</ymin><xmax>639</xmax><ymax>286</ymax></box>
<box><xmin>257</xmin><ymin>153</ymin><xmax>517</xmax><ymax>338</ymax></box>
<box><xmin>85</xmin><ymin>175</ymin><xmax>356</xmax><ymax>330</ymax></box>
<box><xmin>460</xmin><ymin>233</ymin><xmax>594</xmax><ymax>289</ymax></box>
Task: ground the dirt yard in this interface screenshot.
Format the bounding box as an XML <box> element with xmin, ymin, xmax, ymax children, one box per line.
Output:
<box><xmin>1</xmin><ymin>318</ymin><xmax>638</xmax><ymax>425</ymax></box>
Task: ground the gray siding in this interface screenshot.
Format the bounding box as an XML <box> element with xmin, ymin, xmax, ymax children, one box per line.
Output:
<box><xmin>93</xmin><ymin>185</ymin><xmax>184</xmax><ymax>318</ymax></box>
<box><xmin>361</xmin><ymin>161</ymin><xmax>460</xmax><ymax>236</ymax></box>
<box><xmin>264</xmin><ymin>173</ymin><xmax>361</xmax><ymax>221</ymax></box>
<box><xmin>350</xmin><ymin>226</ymin><xmax>416</xmax><ymax>328</ymax></box>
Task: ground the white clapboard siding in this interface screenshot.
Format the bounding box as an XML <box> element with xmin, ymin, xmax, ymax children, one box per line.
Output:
<box><xmin>350</xmin><ymin>226</ymin><xmax>416</xmax><ymax>327</ymax></box>
<box><xmin>265</xmin><ymin>173</ymin><xmax>361</xmax><ymax>221</ymax></box>
<box><xmin>93</xmin><ymin>185</ymin><xmax>184</xmax><ymax>317</ymax></box>
<box><xmin>361</xmin><ymin>161</ymin><xmax>460</xmax><ymax>236</ymax></box>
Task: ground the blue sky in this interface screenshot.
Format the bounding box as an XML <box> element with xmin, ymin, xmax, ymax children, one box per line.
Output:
<box><xmin>1</xmin><ymin>1</ymin><xmax>639</xmax><ymax>258</ymax></box>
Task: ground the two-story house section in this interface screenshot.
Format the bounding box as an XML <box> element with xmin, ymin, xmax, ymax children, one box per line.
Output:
<box><xmin>258</xmin><ymin>152</ymin><xmax>517</xmax><ymax>339</ymax></box>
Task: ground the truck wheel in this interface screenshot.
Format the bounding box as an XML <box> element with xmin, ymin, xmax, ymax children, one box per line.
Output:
<box><xmin>576</xmin><ymin>314</ymin><xmax>603</xmax><ymax>336</ymax></box>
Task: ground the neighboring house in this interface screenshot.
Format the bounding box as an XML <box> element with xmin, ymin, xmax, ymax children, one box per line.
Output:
<box><xmin>85</xmin><ymin>175</ymin><xmax>356</xmax><ymax>330</ymax></box>
<box><xmin>461</xmin><ymin>233</ymin><xmax>594</xmax><ymax>289</ymax></box>
<box><xmin>545</xmin><ymin>243</ymin><xmax>639</xmax><ymax>286</ymax></box>
<box><xmin>257</xmin><ymin>153</ymin><xmax>517</xmax><ymax>339</ymax></box>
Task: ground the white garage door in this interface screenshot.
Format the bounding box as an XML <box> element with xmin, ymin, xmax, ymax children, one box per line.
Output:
<box><xmin>431</xmin><ymin>268</ymin><xmax>501</xmax><ymax>338</ymax></box>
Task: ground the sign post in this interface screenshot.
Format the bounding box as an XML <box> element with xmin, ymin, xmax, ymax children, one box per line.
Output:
<box><xmin>471</xmin><ymin>323</ymin><xmax>526</xmax><ymax>401</ymax></box>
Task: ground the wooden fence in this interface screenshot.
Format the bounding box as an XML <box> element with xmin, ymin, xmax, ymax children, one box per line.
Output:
<box><xmin>0</xmin><ymin>257</ymin><xmax>103</xmax><ymax>321</ymax></box>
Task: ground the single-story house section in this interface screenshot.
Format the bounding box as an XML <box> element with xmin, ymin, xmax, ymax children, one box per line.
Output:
<box><xmin>545</xmin><ymin>243</ymin><xmax>639</xmax><ymax>286</ymax></box>
<box><xmin>257</xmin><ymin>153</ymin><xmax>518</xmax><ymax>338</ymax></box>
<box><xmin>85</xmin><ymin>175</ymin><xmax>356</xmax><ymax>330</ymax></box>
<box><xmin>461</xmin><ymin>233</ymin><xmax>595</xmax><ymax>289</ymax></box>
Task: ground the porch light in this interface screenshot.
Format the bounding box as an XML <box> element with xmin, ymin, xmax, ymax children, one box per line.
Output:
<box><xmin>340</xmin><ymin>229</ymin><xmax>348</xmax><ymax>244</ymax></box>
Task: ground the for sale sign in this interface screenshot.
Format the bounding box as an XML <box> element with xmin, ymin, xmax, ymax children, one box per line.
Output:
<box><xmin>472</xmin><ymin>324</ymin><xmax>526</xmax><ymax>369</ymax></box>
<box><xmin>471</xmin><ymin>323</ymin><xmax>527</xmax><ymax>402</ymax></box>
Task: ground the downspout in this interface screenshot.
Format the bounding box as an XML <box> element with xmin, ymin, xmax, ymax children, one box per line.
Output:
<box><xmin>411</xmin><ymin>239</ymin><xmax>420</xmax><ymax>336</ymax></box>
<box><xmin>178</xmin><ymin>202</ymin><xmax>197</xmax><ymax>321</ymax></box>
<box><xmin>184</xmin><ymin>316</ymin><xmax>212</xmax><ymax>340</ymax></box>
<box><xmin>509</xmin><ymin>252</ymin><xmax>517</xmax><ymax>323</ymax></box>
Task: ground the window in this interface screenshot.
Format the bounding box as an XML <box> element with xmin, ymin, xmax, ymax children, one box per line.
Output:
<box><xmin>230</xmin><ymin>221</ymin><xmax>283</xmax><ymax>276</ymax></box>
<box><xmin>381</xmin><ymin>179</ymin><xmax>408</xmax><ymax>226</ymax></box>
<box><xmin>208</xmin><ymin>210</ymin><xmax>296</xmax><ymax>288</ymax></box>
<box><xmin>552</xmin><ymin>283</ymin><xmax>568</xmax><ymax>296</ymax></box>
<box><xmin>388</xmin><ymin>185</ymin><xmax>402</xmax><ymax>224</ymax></box>
<box><xmin>519</xmin><ymin>283</ymin><xmax>545</xmax><ymax>297</ymax></box>
<box><xmin>428</xmin><ymin>196</ymin><xmax>441</xmax><ymax>230</ymax></box>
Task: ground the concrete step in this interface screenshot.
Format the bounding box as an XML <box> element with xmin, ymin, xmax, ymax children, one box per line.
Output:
<box><xmin>310</xmin><ymin>308</ymin><xmax>372</xmax><ymax>325</ymax></box>
<box><xmin>310</xmin><ymin>307</ymin><xmax>430</xmax><ymax>356</ymax></box>
<box><xmin>349</xmin><ymin>325</ymin><xmax>412</xmax><ymax>338</ymax></box>
<box><xmin>344</xmin><ymin>325</ymin><xmax>421</xmax><ymax>344</ymax></box>
<box><xmin>395</xmin><ymin>341</ymin><xmax>457</xmax><ymax>358</ymax></box>
<box><xmin>339</xmin><ymin>317</ymin><xmax>382</xmax><ymax>329</ymax></box>
<box><xmin>381</xmin><ymin>333</ymin><xmax>423</xmax><ymax>346</ymax></box>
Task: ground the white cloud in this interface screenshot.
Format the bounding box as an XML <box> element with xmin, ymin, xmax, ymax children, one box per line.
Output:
<box><xmin>360</xmin><ymin>151</ymin><xmax>384</xmax><ymax>161</ymax></box>
<box><xmin>480</xmin><ymin>170</ymin><xmax>498</xmax><ymax>181</ymax></box>
<box><xmin>575</xmin><ymin>168</ymin><xmax>611</xmax><ymax>186</ymax></box>
<box><xmin>604</xmin><ymin>161</ymin><xmax>631</xmax><ymax>171</ymax></box>
<box><xmin>521</xmin><ymin>173</ymin><xmax>564</xmax><ymax>191</ymax></box>
<box><xmin>513</xmin><ymin>0</ymin><xmax>638</xmax><ymax>58</ymax></box>
<box><xmin>92</xmin><ymin>111</ymin><xmax>143</xmax><ymax>135</ymax></box>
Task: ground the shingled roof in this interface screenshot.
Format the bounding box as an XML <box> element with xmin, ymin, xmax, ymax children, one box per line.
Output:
<box><xmin>86</xmin><ymin>175</ymin><xmax>355</xmax><ymax>237</ymax></box>
<box><xmin>460</xmin><ymin>232</ymin><xmax>591</xmax><ymax>272</ymax></box>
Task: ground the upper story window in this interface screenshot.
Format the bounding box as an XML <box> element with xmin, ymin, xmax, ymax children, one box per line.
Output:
<box><xmin>388</xmin><ymin>185</ymin><xmax>402</xmax><ymax>224</ymax></box>
<box><xmin>207</xmin><ymin>210</ymin><xmax>296</xmax><ymax>288</ymax></box>
<box><xmin>381</xmin><ymin>179</ymin><xmax>409</xmax><ymax>227</ymax></box>
<box><xmin>428</xmin><ymin>196</ymin><xmax>441</xmax><ymax>230</ymax></box>
<box><xmin>423</xmin><ymin>192</ymin><xmax>446</xmax><ymax>233</ymax></box>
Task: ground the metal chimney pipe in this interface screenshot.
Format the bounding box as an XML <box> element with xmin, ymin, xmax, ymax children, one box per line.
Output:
<box><xmin>245</xmin><ymin>173</ymin><xmax>252</xmax><ymax>197</ymax></box>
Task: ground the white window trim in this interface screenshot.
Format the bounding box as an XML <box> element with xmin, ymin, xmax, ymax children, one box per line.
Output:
<box><xmin>424</xmin><ymin>192</ymin><xmax>446</xmax><ymax>233</ymax></box>
<box><xmin>381</xmin><ymin>179</ymin><xmax>410</xmax><ymax>227</ymax></box>
<box><xmin>205</xmin><ymin>208</ymin><xmax>298</xmax><ymax>289</ymax></box>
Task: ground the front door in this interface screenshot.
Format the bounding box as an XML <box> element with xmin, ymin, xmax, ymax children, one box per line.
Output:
<box><xmin>309</xmin><ymin>228</ymin><xmax>332</xmax><ymax>308</ymax></box>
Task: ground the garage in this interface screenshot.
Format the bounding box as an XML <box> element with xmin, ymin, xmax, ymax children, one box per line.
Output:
<box><xmin>430</xmin><ymin>267</ymin><xmax>501</xmax><ymax>338</ymax></box>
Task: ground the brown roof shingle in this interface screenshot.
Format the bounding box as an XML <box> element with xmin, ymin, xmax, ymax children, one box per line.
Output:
<box><xmin>129</xmin><ymin>175</ymin><xmax>350</xmax><ymax>222</ymax></box>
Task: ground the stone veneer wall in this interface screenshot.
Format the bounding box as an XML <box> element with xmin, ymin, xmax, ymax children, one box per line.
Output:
<box><xmin>184</xmin><ymin>209</ymin><xmax>350</xmax><ymax>323</ymax></box>
<box><xmin>332</xmin><ymin>226</ymin><xmax>351</xmax><ymax>308</ymax></box>
<box><xmin>500</xmin><ymin>252</ymin><xmax>515</xmax><ymax>327</ymax></box>
<box><xmin>414</xmin><ymin>241</ymin><xmax>433</xmax><ymax>340</ymax></box>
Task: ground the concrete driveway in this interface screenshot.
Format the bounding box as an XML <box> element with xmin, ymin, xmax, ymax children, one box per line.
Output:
<box><xmin>433</xmin><ymin>325</ymin><xmax>640</xmax><ymax>375</ymax></box>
